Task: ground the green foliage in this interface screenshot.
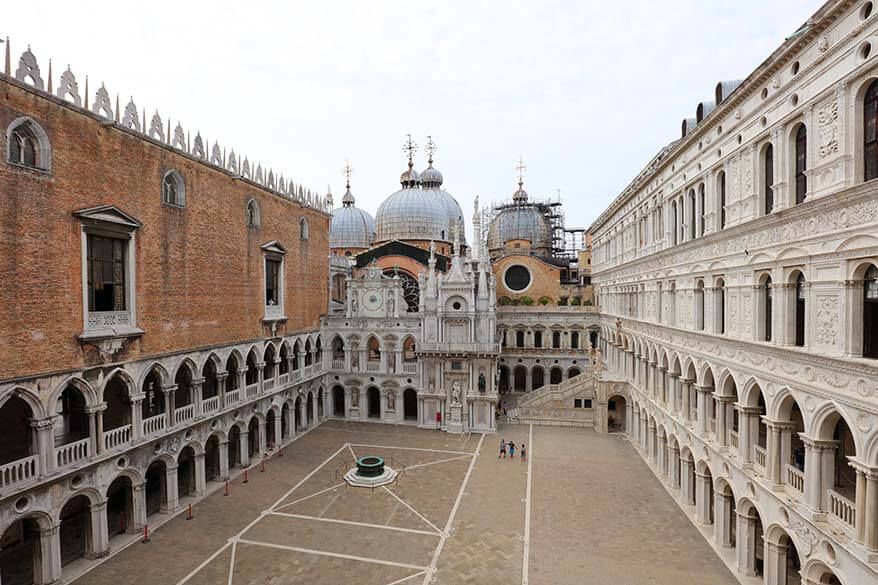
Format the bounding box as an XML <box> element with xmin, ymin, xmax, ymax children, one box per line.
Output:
<box><xmin>521</xmin><ymin>296</ymin><xmax>534</xmax><ymax>305</ymax></box>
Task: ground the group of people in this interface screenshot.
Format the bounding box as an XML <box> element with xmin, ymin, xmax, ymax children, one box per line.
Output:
<box><xmin>498</xmin><ymin>438</ymin><xmax>525</xmax><ymax>460</ymax></box>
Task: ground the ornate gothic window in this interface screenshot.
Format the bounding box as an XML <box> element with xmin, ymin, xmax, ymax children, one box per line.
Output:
<box><xmin>795</xmin><ymin>125</ymin><xmax>807</xmax><ymax>204</ymax></box>
<box><xmin>7</xmin><ymin>117</ymin><xmax>51</xmax><ymax>171</ymax></box>
<box><xmin>764</xmin><ymin>144</ymin><xmax>774</xmax><ymax>215</ymax></box>
<box><xmin>383</xmin><ymin>268</ymin><xmax>420</xmax><ymax>313</ymax></box>
<box><xmin>162</xmin><ymin>170</ymin><xmax>186</xmax><ymax>207</ymax></box>
<box><xmin>864</xmin><ymin>265</ymin><xmax>878</xmax><ymax>358</ymax></box>
<box><xmin>299</xmin><ymin>217</ymin><xmax>309</xmax><ymax>240</ymax></box>
<box><xmin>864</xmin><ymin>80</ymin><xmax>878</xmax><ymax>182</ymax></box>
<box><xmin>246</xmin><ymin>199</ymin><xmax>260</xmax><ymax>227</ymax></box>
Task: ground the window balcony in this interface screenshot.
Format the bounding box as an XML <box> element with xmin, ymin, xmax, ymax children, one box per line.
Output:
<box><xmin>264</xmin><ymin>378</ymin><xmax>275</xmax><ymax>391</ymax></box>
<box><xmin>366</xmin><ymin>362</ymin><xmax>380</xmax><ymax>372</ymax></box>
<box><xmin>55</xmin><ymin>438</ymin><xmax>90</xmax><ymax>468</ymax></box>
<box><xmin>278</xmin><ymin>373</ymin><xmax>289</xmax><ymax>387</ymax></box>
<box><xmin>729</xmin><ymin>430</ymin><xmax>739</xmax><ymax>450</ymax></box>
<box><xmin>0</xmin><ymin>455</ymin><xmax>38</xmax><ymax>489</ymax></box>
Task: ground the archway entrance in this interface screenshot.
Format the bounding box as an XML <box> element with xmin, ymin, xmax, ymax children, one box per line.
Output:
<box><xmin>367</xmin><ymin>388</ymin><xmax>380</xmax><ymax>419</ymax></box>
<box><xmin>513</xmin><ymin>366</ymin><xmax>527</xmax><ymax>392</ymax></box>
<box><xmin>145</xmin><ymin>460</ymin><xmax>167</xmax><ymax>517</ymax></box>
<box><xmin>0</xmin><ymin>517</ymin><xmax>42</xmax><ymax>585</ymax></box>
<box><xmin>228</xmin><ymin>426</ymin><xmax>242</xmax><ymax>469</ymax></box>
<box><xmin>607</xmin><ymin>395</ymin><xmax>626</xmax><ymax>432</ymax></box>
<box><xmin>317</xmin><ymin>389</ymin><xmax>324</xmax><ymax>418</ymax></box>
<box><xmin>205</xmin><ymin>435</ymin><xmax>220</xmax><ymax>482</ymax></box>
<box><xmin>333</xmin><ymin>385</ymin><xmax>345</xmax><ymax>416</ymax></box>
<box><xmin>403</xmin><ymin>389</ymin><xmax>417</xmax><ymax>420</ymax></box>
<box><xmin>550</xmin><ymin>367</ymin><xmax>563</xmax><ymax>385</ymax></box>
<box><xmin>499</xmin><ymin>366</ymin><xmax>510</xmax><ymax>393</ymax></box>
<box><xmin>266</xmin><ymin>410</ymin><xmax>277</xmax><ymax>449</ymax></box>
<box><xmin>59</xmin><ymin>495</ymin><xmax>92</xmax><ymax>567</ymax></box>
<box><xmin>106</xmin><ymin>475</ymin><xmax>134</xmax><ymax>536</ymax></box>
<box><xmin>307</xmin><ymin>392</ymin><xmax>314</xmax><ymax>425</ymax></box>
<box><xmin>247</xmin><ymin>417</ymin><xmax>260</xmax><ymax>459</ymax></box>
<box><xmin>281</xmin><ymin>403</ymin><xmax>290</xmax><ymax>438</ymax></box>
<box><xmin>177</xmin><ymin>446</ymin><xmax>196</xmax><ymax>499</ymax></box>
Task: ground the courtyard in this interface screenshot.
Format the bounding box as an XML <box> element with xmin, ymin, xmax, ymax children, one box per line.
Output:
<box><xmin>71</xmin><ymin>421</ymin><xmax>737</xmax><ymax>585</ymax></box>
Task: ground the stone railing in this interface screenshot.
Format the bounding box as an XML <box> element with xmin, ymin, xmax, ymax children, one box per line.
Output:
<box><xmin>103</xmin><ymin>425</ymin><xmax>131</xmax><ymax>450</ymax></box>
<box><xmin>202</xmin><ymin>396</ymin><xmax>220</xmax><ymax>414</ymax></box>
<box><xmin>786</xmin><ymin>464</ymin><xmax>805</xmax><ymax>494</ymax></box>
<box><xmin>513</xmin><ymin>406</ymin><xmax>594</xmax><ymax>427</ymax></box>
<box><xmin>418</xmin><ymin>341</ymin><xmax>502</xmax><ymax>354</ymax></box>
<box><xmin>55</xmin><ymin>438</ymin><xmax>90</xmax><ymax>468</ymax></box>
<box><xmin>225</xmin><ymin>389</ymin><xmax>241</xmax><ymax>406</ymax></box>
<box><xmin>142</xmin><ymin>413</ymin><xmax>167</xmax><ymax>436</ymax></box>
<box><xmin>245</xmin><ymin>383</ymin><xmax>259</xmax><ymax>399</ymax></box>
<box><xmin>753</xmin><ymin>445</ymin><xmax>767</xmax><ymax>470</ymax></box>
<box><xmin>279</xmin><ymin>373</ymin><xmax>289</xmax><ymax>387</ymax></box>
<box><xmin>402</xmin><ymin>362</ymin><xmax>418</xmax><ymax>374</ymax></box>
<box><xmin>729</xmin><ymin>430</ymin><xmax>739</xmax><ymax>450</ymax></box>
<box><xmin>366</xmin><ymin>362</ymin><xmax>380</xmax><ymax>372</ymax></box>
<box><xmin>331</xmin><ymin>360</ymin><xmax>344</xmax><ymax>371</ymax></box>
<box><xmin>709</xmin><ymin>418</ymin><xmax>716</xmax><ymax>434</ymax></box>
<box><xmin>304</xmin><ymin>365</ymin><xmax>314</xmax><ymax>377</ymax></box>
<box><xmin>292</xmin><ymin>370</ymin><xmax>302</xmax><ymax>381</ymax></box>
<box><xmin>828</xmin><ymin>489</ymin><xmax>856</xmax><ymax>530</ymax></box>
<box><xmin>175</xmin><ymin>404</ymin><xmax>195</xmax><ymax>425</ymax></box>
<box><xmin>0</xmin><ymin>455</ymin><xmax>38</xmax><ymax>489</ymax></box>
<box><xmin>86</xmin><ymin>310</ymin><xmax>131</xmax><ymax>330</ymax></box>
<box><xmin>264</xmin><ymin>378</ymin><xmax>275</xmax><ymax>391</ymax></box>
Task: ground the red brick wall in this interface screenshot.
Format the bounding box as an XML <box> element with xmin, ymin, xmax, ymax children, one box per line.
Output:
<box><xmin>0</xmin><ymin>79</ymin><xmax>329</xmax><ymax>380</ymax></box>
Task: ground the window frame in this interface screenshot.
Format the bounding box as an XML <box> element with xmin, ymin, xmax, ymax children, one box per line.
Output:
<box><xmin>794</xmin><ymin>125</ymin><xmax>807</xmax><ymax>205</ymax></box>
<box><xmin>161</xmin><ymin>170</ymin><xmax>186</xmax><ymax>208</ymax></box>
<box><xmin>764</xmin><ymin>143</ymin><xmax>775</xmax><ymax>215</ymax></box>
<box><xmin>865</xmin><ymin>80</ymin><xmax>878</xmax><ymax>182</ymax></box>
<box><xmin>6</xmin><ymin>116</ymin><xmax>51</xmax><ymax>172</ymax></box>
<box><xmin>261</xmin><ymin>241</ymin><xmax>287</xmax><ymax>322</ymax></box>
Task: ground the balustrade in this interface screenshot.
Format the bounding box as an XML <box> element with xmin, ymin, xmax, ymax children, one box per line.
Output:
<box><xmin>331</xmin><ymin>360</ymin><xmax>344</xmax><ymax>371</ymax></box>
<box><xmin>142</xmin><ymin>413</ymin><xmax>167</xmax><ymax>436</ymax></box>
<box><xmin>245</xmin><ymin>383</ymin><xmax>259</xmax><ymax>399</ymax></box>
<box><xmin>103</xmin><ymin>425</ymin><xmax>132</xmax><ymax>450</ymax></box>
<box><xmin>709</xmin><ymin>418</ymin><xmax>716</xmax><ymax>434</ymax></box>
<box><xmin>304</xmin><ymin>365</ymin><xmax>314</xmax><ymax>377</ymax></box>
<box><xmin>55</xmin><ymin>438</ymin><xmax>90</xmax><ymax>467</ymax></box>
<box><xmin>278</xmin><ymin>373</ymin><xmax>289</xmax><ymax>386</ymax></box>
<box><xmin>827</xmin><ymin>489</ymin><xmax>856</xmax><ymax>530</ymax></box>
<box><xmin>785</xmin><ymin>464</ymin><xmax>805</xmax><ymax>494</ymax></box>
<box><xmin>366</xmin><ymin>362</ymin><xmax>380</xmax><ymax>372</ymax></box>
<box><xmin>202</xmin><ymin>396</ymin><xmax>220</xmax><ymax>414</ymax></box>
<box><xmin>402</xmin><ymin>362</ymin><xmax>418</xmax><ymax>374</ymax></box>
<box><xmin>753</xmin><ymin>445</ymin><xmax>767</xmax><ymax>469</ymax></box>
<box><xmin>264</xmin><ymin>378</ymin><xmax>275</xmax><ymax>391</ymax></box>
<box><xmin>0</xmin><ymin>455</ymin><xmax>38</xmax><ymax>488</ymax></box>
<box><xmin>225</xmin><ymin>389</ymin><xmax>241</xmax><ymax>406</ymax></box>
<box><xmin>729</xmin><ymin>430</ymin><xmax>739</xmax><ymax>450</ymax></box>
<box><xmin>175</xmin><ymin>404</ymin><xmax>195</xmax><ymax>425</ymax></box>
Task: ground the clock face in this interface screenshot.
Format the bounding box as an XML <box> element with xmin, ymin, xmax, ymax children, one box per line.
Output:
<box><xmin>364</xmin><ymin>292</ymin><xmax>382</xmax><ymax>311</ymax></box>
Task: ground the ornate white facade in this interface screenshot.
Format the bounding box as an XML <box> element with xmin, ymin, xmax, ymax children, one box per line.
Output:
<box><xmin>591</xmin><ymin>2</ymin><xmax>878</xmax><ymax>584</ymax></box>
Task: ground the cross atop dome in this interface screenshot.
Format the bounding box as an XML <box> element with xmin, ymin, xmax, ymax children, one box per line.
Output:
<box><xmin>402</xmin><ymin>133</ymin><xmax>418</xmax><ymax>167</ymax></box>
<box><xmin>425</xmin><ymin>135</ymin><xmax>437</xmax><ymax>164</ymax></box>
<box><xmin>341</xmin><ymin>159</ymin><xmax>355</xmax><ymax>206</ymax></box>
<box><xmin>513</xmin><ymin>156</ymin><xmax>528</xmax><ymax>203</ymax></box>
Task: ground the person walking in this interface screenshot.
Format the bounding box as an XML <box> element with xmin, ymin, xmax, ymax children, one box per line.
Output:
<box><xmin>521</xmin><ymin>443</ymin><xmax>527</xmax><ymax>462</ymax></box>
<box><xmin>499</xmin><ymin>438</ymin><xmax>507</xmax><ymax>458</ymax></box>
<box><xmin>509</xmin><ymin>440</ymin><xmax>516</xmax><ymax>459</ymax></box>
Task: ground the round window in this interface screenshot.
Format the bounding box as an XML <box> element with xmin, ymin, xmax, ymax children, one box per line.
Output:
<box><xmin>504</xmin><ymin>265</ymin><xmax>531</xmax><ymax>291</ymax></box>
<box><xmin>452</xmin><ymin>301</ymin><xmax>462</xmax><ymax>310</ymax></box>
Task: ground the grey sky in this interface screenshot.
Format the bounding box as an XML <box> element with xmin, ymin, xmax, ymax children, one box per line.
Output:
<box><xmin>7</xmin><ymin>0</ymin><xmax>820</xmax><ymax>235</ymax></box>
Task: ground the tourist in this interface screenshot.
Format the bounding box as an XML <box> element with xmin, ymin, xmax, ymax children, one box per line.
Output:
<box><xmin>521</xmin><ymin>443</ymin><xmax>526</xmax><ymax>462</ymax></box>
<box><xmin>509</xmin><ymin>440</ymin><xmax>516</xmax><ymax>458</ymax></box>
<box><xmin>499</xmin><ymin>438</ymin><xmax>506</xmax><ymax>458</ymax></box>
<box><xmin>436</xmin><ymin>411</ymin><xmax>441</xmax><ymax>430</ymax></box>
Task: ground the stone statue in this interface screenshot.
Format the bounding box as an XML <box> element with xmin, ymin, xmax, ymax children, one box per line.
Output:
<box><xmin>351</xmin><ymin>389</ymin><xmax>359</xmax><ymax>407</ymax></box>
<box><xmin>387</xmin><ymin>297</ymin><xmax>394</xmax><ymax>316</ymax></box>
<box><xmin>387</xmin><ymin>391</ymin><xmax>396</xmax><ymax>410</ymax></box>
<box><xmin>451</xmin><ymin>380</ymin><xmax>461</xmax><ymax>404</ymax></box>
<box><xmin>351</xmin><ymin>296</ymin><xmax>358</xmax><ymax>315</ymax></box>
<box><xmin>478</xmin><ymin>373</ymin><xmax>486</xmax><ymax>394</ymax></box>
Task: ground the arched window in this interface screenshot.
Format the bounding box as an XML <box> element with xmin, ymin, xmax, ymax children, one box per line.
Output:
<box><xmin>864</xmin><ymin>80</ymin><xmax>878</xmax><ymax>182</ymax></box>
<box><xmin>764</xmin><ymin>144</ymin><xmax>774</xmax><ymax>215</ymax></box>
<box><xmin>717</xmin><ymin>172</ymin><xmax>726</xmax><ymax>230</ymax></box>
<box><xmin>671</xmin><ymin>200</ymin><xmax>678</xmax><ymax>245</ymax></box>
<box><xmin>688</xmin><ymin>189</ymin><xmax>696</xmax><ymax>240</ymax></box>
<box><xmin>795</xmin><ymin>125</ymin><xmax>807</xmax><ymax>204</ymax></box>
<box><xmin>7</xmin><ymin>117</ymin><xmax>51</xmax><ymax>171</ymax></box>
<box><xmin>669</xmin><ymin>282</ymin><xmax>677</xmax><ymax>326</ymax></box>
<box><xmin>762</xmin><ymin>276</ymin><xmax>773</xmax><ymax>342</ymax></box>
<box><xmin>716</xmin><ymin>278</ymin><xmax>726</xmax><ymax>334</ymax></box>
<box><xmin>552</xmin><ymin>331</ymin><xmax>561</xmax><ymax>349</ymax></box>
<box><xmin>864</xmin><ymin>265</ymin><xmax>878</xmax><ymax>358</ymax></box>
<box><xmin>299</xmin><ymin>217</ymin><xmax>309</xmax><ymax>240</ymax></box>
<box><xmin>795</xmin><ymin>273</ymin><xmax>806</xmax><ymax>346</ymax></box>
<box><xmin>695</xmin><ymin>280</ymin><xmax>705</xmax><ymax>331</ymax></box>
<box><xmin>533</xmin><ymin>330</ymin><xmax>543</xmax><ymax>348</ymax></box>
<box><xmin>698</xmin><ymin>184</ymin><xmax>705</xmax><ymax>236</ymax></box>
<box><xmin>657</xmin><ymin>282</ymin><xmax>663</xmax><ymax>323</ymax></box>
<box><xmin>162</xmin><ymin>170</ymin><xmax>185</xmax><ymax>207</ymax></box>
<box><xmin>246</xmin><ymin>199</ymin><xmax>260</xmax><ymax>227</ymax></box>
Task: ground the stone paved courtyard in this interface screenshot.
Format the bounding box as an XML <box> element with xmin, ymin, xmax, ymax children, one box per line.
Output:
<box><xmin>71</xmin><ymin>422</ymin><xmax>737</xmax><ymax>585</ymax></box>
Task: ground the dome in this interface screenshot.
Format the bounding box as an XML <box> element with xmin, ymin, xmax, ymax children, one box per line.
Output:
<box><xmin>487</xmin><ymin>203</ymin><xmax>553</xmax><ymax>256</ymax></box>
<box><xmin>374</xmin><ymin>160</ymin><xmax>466</xmax><ymax>245</ymax></box>
<box><xmin>330</xmin><ymin>187</ymin><xmax>375</xmax><ymax>249</ymax></box>
<box><xmin>512</xmin><ymin>179</ymin><xmax>528</xmax><ymax>203</ymax></box>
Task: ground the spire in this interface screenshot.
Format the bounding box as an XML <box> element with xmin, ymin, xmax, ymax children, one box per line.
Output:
<box><xmin>425</xmin><ymin>135</ymin><xmax>436</xmax><ymax>166</ymax></box>
<box><xmin>400</xmin><ymin>134</ymin><xmax>420</xmax><ymax>188</ymax></box>
<box><xmin>472</xmin><ymin>196</ymin><xmax>481</xmax><ymax>262</ymax></box>
<box><xmin>452</xmin><ymin>220</ymin><xmax>460</xmax><ymax>257</ymax></box>
<box><xmin>341</xmin><ymin>159</ymin><xmax>355</xmax><ymax>206</ymax></box>
<box><xmin>513</xmin><ymin>155</ymin><xmax>528</xmax><ymax>203</ymax></box>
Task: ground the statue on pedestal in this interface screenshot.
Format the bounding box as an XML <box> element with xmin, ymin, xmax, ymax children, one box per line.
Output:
<box><xmin>451</xmin><ymin>380</ymin><xmax>462</xmax><ymax>404</ymax></box>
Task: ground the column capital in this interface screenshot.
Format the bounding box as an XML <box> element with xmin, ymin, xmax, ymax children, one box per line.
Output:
<box><xmin>161</xmin><ymin>384</ymin><xmax>178</xmax><ymax>395</ymax></box>
<box><xmin>762</xmin><ymin>418</ymin><xmax>797</xmax><ymax>431</ymax></box>
<box><xmin>846</xmin><ymin>458</ymin><xmax>878</xmax><ymax>477</ymax></box>
<box><xmin>29</xmin><ymin>416</ymin><xmax>56</xmax><ymax>429</ymax></box>
<box><xmin>800</xmin><ymin>436</ymin><xmax>838</xmax><ymax>451</ymax></box>
<box><xmin>714</xmin><ymin>395</ymin><xmax>735</xmax><ymax>404</ymax></box>
<box><xmin>735</xmin><ymin>405</ymin><xmax>762</xmax><ymax>416</ymax></box>
<box><xmin>83</xmin><ymin>402</ymin><xmax>108</xmax><ymax>415</ymax></box>
<box><xmin>216</xmin><ymin>372</ymin><xmax>229</xmax><ymax>381</ymax></box>
<box><xmin>693</xmin><ymin>384</ymin><xmax>714</xmax><ymax>394</ymax></box>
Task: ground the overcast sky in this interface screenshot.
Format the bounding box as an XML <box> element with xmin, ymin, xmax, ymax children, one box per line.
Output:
<box><xmin>7</xmin><ymin>0</ymin><xmax>821</xmax><ymax>234</ymax></box>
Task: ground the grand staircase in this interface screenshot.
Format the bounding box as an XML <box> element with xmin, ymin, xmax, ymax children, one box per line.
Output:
<box><xmin>507</xmin><ymin>370</ymin><xmax>597</xmax><ymax>427</ymax></box>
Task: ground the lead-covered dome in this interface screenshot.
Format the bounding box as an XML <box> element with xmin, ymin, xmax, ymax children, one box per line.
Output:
<box><xmin>375</xmin><ymin>159</ymin><xmax>466</xmax><ymax>245</ymax></box>
<box><xmin>487</xmin><ymin>181</ymin><xmax>552</xmax><ymax>257</ymax></box>
<box><xmin>330</xmin><ymin>187</ymin><xmax>375</xmax><ymax>249</ymax></box>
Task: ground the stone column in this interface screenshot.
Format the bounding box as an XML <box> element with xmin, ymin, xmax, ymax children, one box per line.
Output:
<box><xmin>88</xmin><ymin>500</ymin><xmax>110</xmax><ymax>559</ymax></box>
<box><xmin>764</xmin><ymin>539</ymin><xmax>789</xmax><ymax>585</ymax></box>
<box><xmin>647</xmin><ymin>422</ymin><xmax>656</xmax><ymax>461</ymax></box>
<box><xmin>714</xmin><ymin>491</ymin><xmax>733</xmax><ymax>548</ymax></box>
<box><xmin>85</xmin><ymin>404</ymin><xmax>105</xmax><ymax>455</ymax></box>
<box><xmin>865</xmin><ymin>466</ymin><xmax>878</xmax><ymax>550</ymax></box>
<box><xmin>681</xmin><ymin>379</ymin><xmax>692</xmax><ymax>423</ymax></box>
<box><xmin>194</xmin><ymin>452</ymin><xmax>206</xmax><ymax>496</ymax></box>
<box><xmin>163</xmin><ymin>465</ymin><xmax>180</xmax><ymax>513</ymax></box>
<box><xmin>217</xmin><ymin>372</ymin><xmax>228</xmax><ymax>404</ymax></box>
<box><xmin>657</xmin><ymin>434</ymin><xmax>667</xmax><ymax>475</ymax></box>
<box><xmin>694</xmin><ymin>469</ymin><xmax>712</xmax><ymax>524</ymax></box>
<box><xmin>764</xmin><ymin>420</ymin><xmax>785</xmax><ymax>485</ymax></box>
<box><xmin>273</xmin><ymin>414</ymin><xmax>283</xmax><ymax>447</ymax></box>
<box><xmin>737</xmin><ymin>406</ymin><xmax>759</xmax><ymax>464</ymax></box>
<box><xmin>680</xmin><ymin>459</ymin><xmax>695</xmax><ymax>505</ymax></box>
<box><xmin>218</xmin><ymin>440</ymin><xmax>230</xmax><ymax>480</ymax></box>
<box><xmin>240</xmin><ymin>431</ymin><xmax>251</xmax><ymax>467</ymax></box>
<box><xmin>670</xmin><ymin>447</ymin><xmax>681</xmax><ymax>489</ymax></box>
<box><xmin>132</xmin><ymin>482</ymin><xmax>147</xmax><ymax>531</ymax></box>
<box><xmin>668</xmin><ymin>372</ymin><xmax>678</xmax><ymax>412</ymax></box>
<box><xmin>258</xmin><ymin>420</ymin><xmax>268</xmax><ymax>454</ymax></box>
<box><xmin>37</xmin><ymin>524</ymin><xmax>62</xmax><ymax>585</ymax></box>
<box><xmin>256</xmin><ymin>362</ymin><xmax>266</xmax><ymax>392</ymax></box>
<box><xmin>695</xmin><ymin>384</ymin><xmax>710</xmax><ymax>436</ymax></box>
<box><xmin>299</xmin><ymin>398</ymin><xmax>307</xmax><ymax>430</ymax></box>
<box><xmin>162</xmin><ymin>384</ymin><xmax>176</xmax><ymax>425</ymax></box>
<box><xmin>736</xmin><ymin>510</ymin><xmax>759</xmax><ymax>576</ymax></box>
<box><xmin>626</xmin><ymin>401</ymin><xmax>634</xmax><ymax>438</ymax></box>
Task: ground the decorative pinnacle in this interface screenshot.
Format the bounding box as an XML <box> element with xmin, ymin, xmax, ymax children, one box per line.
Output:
<box><xmin>425</xmin><ymin>135</ymin><xmax>437</xmax><ymax>164</ymax></box>
<box><xmin>403</xmin><ymin>133</ymin><xmax>418</xmax><ymax>167</ymax></box>
<box><xmin>515</xmin><ymin>156</ymin><xmax>527</xmax><ymax>187</ymax></box>
<box><xmin>342</xmin><ymin>159</ymin><xmax>353</xmax><ymax>188</ymax></box>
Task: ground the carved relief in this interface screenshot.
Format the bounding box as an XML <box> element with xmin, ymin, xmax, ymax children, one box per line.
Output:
<box><xmin>816</xmin><ymin>296</ymin><xmax>839</xmax><ymax>347</ymax></box>
<box><xmin>742</xmin><ymin>295</ymin><xmax>752</xmax><ymax>336</ymax></box>
<box><xmin>817</xmin><ymin>100</ymin><xmax>839</xmax><ymax>158</ymax></box>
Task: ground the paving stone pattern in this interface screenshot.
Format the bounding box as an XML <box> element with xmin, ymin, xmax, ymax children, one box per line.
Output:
<box><xmin>73</xmin><ymin>422</ymin><xmax>738</xmax><ymax>585</ymax></box>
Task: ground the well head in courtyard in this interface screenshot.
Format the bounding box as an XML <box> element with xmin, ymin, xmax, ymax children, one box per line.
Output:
<box><xmin>343</xmin><ymin>455</ymin><xmax>398</xmax><ymax>488</ymax></box>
